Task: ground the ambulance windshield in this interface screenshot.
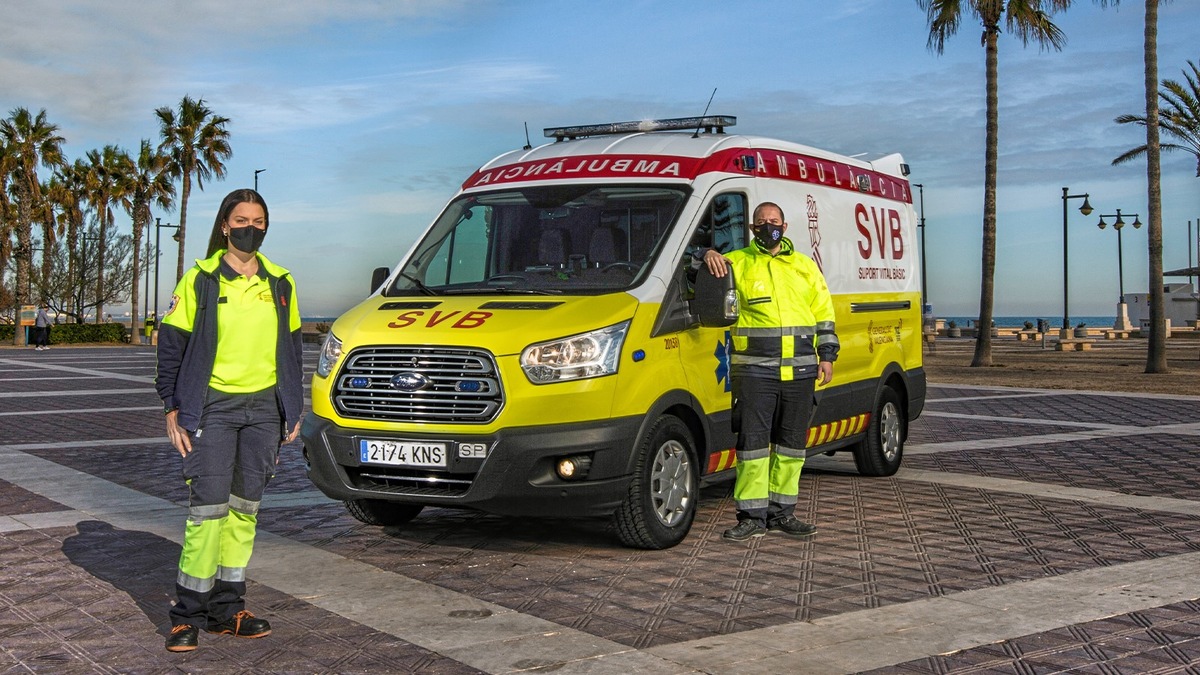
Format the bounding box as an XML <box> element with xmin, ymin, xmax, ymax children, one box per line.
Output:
<box><xmin>386</xmin><ymin>185</ymin><xmax>689</xmax><ymax>296</ymax></box>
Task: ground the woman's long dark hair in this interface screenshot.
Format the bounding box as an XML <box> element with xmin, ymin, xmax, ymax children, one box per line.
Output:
<box><xmin>205</xmin><ymin>188</ymin><xmax>270</xmax><ymax>257</ymax></box>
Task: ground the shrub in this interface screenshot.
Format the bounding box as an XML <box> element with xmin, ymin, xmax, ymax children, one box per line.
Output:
<box><xmin>14</xmin><ymin>322</ymin><xmax>131</xmax><ymax>344</ymax></box>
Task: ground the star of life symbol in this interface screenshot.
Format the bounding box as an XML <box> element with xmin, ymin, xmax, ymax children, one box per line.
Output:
<box><xmin>714</xmin><ymin>330</ymin><xmax>731</xmax><ymax>392</ymax></box>
<box><xmin>807</xmin><ymin>195</ymin><xmax>823</xmax><ymax>274</ymax></box>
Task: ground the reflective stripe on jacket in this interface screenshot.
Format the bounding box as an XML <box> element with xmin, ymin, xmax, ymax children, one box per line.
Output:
<box><xmin>725</xmin><ymin>237</ymin><xmax>839</xmax><ymax>381</ymax></box>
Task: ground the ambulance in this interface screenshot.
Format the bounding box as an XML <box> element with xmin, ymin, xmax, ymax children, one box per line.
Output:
<box><xmin>301</xmin><ymin>115</ymin><xmax>926</xmax><ymax>549</ymax></box>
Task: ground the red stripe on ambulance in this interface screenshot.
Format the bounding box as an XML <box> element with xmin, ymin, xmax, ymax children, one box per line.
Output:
<box><xmin>463</xmin><ymin>148</ymin><xmax>911</xmax><ymax>204</ymax></box>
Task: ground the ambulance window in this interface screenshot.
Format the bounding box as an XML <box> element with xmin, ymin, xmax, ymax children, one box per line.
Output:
<box><xmin>688</xmin><ymin>193</ymin><xmax>747</xmax><ymax>256</ymax></box>
<box><xmin>420</xmin><ymin>203</ymin><xmax>492</xmax><ymax>286</ymax></box>
<box><xmin>389</xmin><ymin>185</ymin><xmax>688</xmax><ymax>296</ymax></box>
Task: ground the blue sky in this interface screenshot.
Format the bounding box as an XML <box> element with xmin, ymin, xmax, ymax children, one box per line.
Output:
<box><xmin>2</xmin><ymin>0</ymin><xmax>1198</xmax><ymax>319</ymax></box>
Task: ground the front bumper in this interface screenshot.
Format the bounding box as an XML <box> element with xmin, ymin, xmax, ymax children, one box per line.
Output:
<box><xmin>301</xmin><ymin>414</ymin><xmax>644</xmax><ymax>518</ymax></box>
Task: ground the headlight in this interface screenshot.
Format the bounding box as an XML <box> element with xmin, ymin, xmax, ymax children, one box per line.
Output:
<box><xmin>521</xmin><ymin>321</ymin><xmax>629</xmax><ymax>384</ymax></box>
<box><xmin>315</xmin><ymin>332</ymin><xmax>343</xmax><ymax>378</ymax></box>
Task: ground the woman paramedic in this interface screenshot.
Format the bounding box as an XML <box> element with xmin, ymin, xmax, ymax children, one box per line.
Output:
<box><xmin>155</xmin><ymin>188</ymin><xmax>304</xmax><ymax>652</ymax></box>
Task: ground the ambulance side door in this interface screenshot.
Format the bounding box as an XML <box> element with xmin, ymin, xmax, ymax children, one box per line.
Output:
<box><xmin>675</xmin><ymin>191</ymin><xmax>750</xmax><ymax>435</ymax></box>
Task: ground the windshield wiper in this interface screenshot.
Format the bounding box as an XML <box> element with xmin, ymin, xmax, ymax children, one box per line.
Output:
<box><xmin>398</xmin><ymin>272</ymin><xmax>436</xmax><ymax>296</ymax></box>
<box><xmin>440</xmin><ymin>286</ymin><xmax>561</xmax><ymax>296</ymax></box>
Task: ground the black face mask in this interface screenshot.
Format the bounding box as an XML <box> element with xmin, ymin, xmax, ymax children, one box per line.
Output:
<box><xmin>753</xmin><ymin>223</ymin><xmax>784</xmax><ymax>250</ymax></box>
<box><xmin>228</xmin><ymin>226</ymin><xmax>266</xmax><ymax>253</ymax></box>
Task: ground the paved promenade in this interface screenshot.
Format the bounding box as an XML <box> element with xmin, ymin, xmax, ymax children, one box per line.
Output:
<box><xmin>1</xmin><ymin>345</ymin><xmax>1198</xmax><ymax>673</ymax></box>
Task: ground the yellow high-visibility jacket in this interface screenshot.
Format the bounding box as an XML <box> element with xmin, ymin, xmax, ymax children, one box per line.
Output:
<box><xmin>725</xmin><ymin>237</ymin><xmax>839</xmax><ymax>381</ymax></box>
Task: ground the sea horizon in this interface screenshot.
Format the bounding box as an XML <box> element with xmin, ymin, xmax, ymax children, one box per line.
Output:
<box><xmin>940</xmin><ymin>315</ymin><xmax>1117</xmax><ymax>328</ymax></box>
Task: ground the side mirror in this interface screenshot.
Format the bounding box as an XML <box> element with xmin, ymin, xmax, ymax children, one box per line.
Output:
<box><xmin>690</xmin><ymin>263</ymin><xmax>738</xmax><ymax>327</ymax></box>
<box><xmin>371</xmin><ymin>267</ymin><xmax>390</xmax><ymax>294</ymax></box>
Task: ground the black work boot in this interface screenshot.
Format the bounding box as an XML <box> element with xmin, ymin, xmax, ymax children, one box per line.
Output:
<box><xmin>205</xmin><ymin>610</ymin><xmax>271</xmax><ymax>638</ymax></box>
<box><xmin>165</xmin><ymin>624</ymin><xmax>199</xmax><ymax>652</ymax></box>
<box><xmin>767</xmin><ymin>515</ymin><xmax>817</xmax><ymax>537</ymax></box>
<box><xmin>722</xmin><ymin>519</ymin><xmax>767</xmax><ymax>541</ymax></box>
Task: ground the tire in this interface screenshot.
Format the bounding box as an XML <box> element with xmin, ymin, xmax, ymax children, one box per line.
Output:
<box><xmin>852</xmin><ymin>386</ymin><xmax>905</xmax><ymax>477</ymax></box>
<box><xmin>613</xmin><ymin>416</ymin><xmax>698</xmax><ymax>550</ymax></box>
<box><xmin>343</xmin><ymin>499</ymin><xmax>424</xmax><ymax>526</ymax></box>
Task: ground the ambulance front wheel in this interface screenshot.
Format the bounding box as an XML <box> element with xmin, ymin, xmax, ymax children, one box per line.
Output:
<box><xmin>852</xmin><ymin>386</ymin><xmax>905</xmax><ymax>477</ymax></box>
<box><xmin>344</xmin><ymin>499</ymin><xmax>424</xmax><ymax>526</ymax></box>
<box><xmin>613</xmin><ymin>415</ymin><xmax>698</xmax><ymax>550</ymax></box>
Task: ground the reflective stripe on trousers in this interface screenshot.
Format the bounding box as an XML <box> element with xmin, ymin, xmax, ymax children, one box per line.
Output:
<box><xmin>171</xmin><ymin>387</ymin><xmax>279</xmax><ymax>627</ymax></box>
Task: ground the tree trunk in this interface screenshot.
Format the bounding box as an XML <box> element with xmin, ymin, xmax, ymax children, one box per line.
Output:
<box><xmin>12</xmin><ymin>198</ymin><xmax>31</xmax><ymax>347</ymax></box>
<box><xmin>66</xmin><ymin>214</ymin><xmax>78</xmax><ymax>318</ymax></box>
<box><xmin>972</xmin><ymin>28</ymin><xmax>1000</xmax><ymax>368</ymax></box>
<box><xmin>1143</xmin><ymin>0</ymin><xmax>1168</xmax><ymax>373</ymax></box>
<box><xmin>176</xmin><ymin>173</ymin><xmax>191</xmax><ymax>283</ymax></box>
<box><xmin>130</xmin><ymin>218</ymin><xmax>142</xmax><ymax>346</ymax></box>
<box><xmin>96</xmin><ymin>201</ymin><xmax>108</xmax><ymax>324</ymax></box>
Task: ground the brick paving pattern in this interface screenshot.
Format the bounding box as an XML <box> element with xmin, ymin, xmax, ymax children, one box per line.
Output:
<box><xmin>1</xmin><ymin>346</ymin><xmax>1199</xmax><ymax>672</ymax></box>
<box><xmin>259</xmin><ymin>476</ymin><xmax>1200</xmax><ymax>649</ymax></box>
<box><xmin>871</xmin><ymin>599</ymin><xmax>1200</xmax><ymax>674</ymax></box>
<box><xmin>0</xmin><ymin>523</ymin><xmax>480</xmax><ymax>674</ymax></box>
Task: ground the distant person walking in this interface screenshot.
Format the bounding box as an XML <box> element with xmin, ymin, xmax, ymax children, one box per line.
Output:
<box><xmin>33</xmin><ymin>302</ymin><xmax>51</xmax><ymax>350</ymax></box>
<box><xmin>700</xmin><ymin>201</ymin><xmax>839</xmax><ymax>542</ymax></box>
<box><xmin>155</xmin><ymin>188</ymin><xmax>304</xmax><ymax>652</ymax></box>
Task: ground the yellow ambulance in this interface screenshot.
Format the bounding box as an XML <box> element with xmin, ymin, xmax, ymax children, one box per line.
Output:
<box><xmin>301</xmin><ymin>116</ymin><xmax>925</xmax><ymax>549</ymax></box>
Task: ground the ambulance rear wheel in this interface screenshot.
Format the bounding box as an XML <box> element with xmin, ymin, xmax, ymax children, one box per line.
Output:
<box><xmin>344</xmin><ymin>499</ymin><xmax>424</xmax><ymax>526</ymax></box>
<box><xmin>614</xmin><ymin>416</ymin><xmax>698</xmax><ymax>550</ymax></box>
<box><xmin>852</xmin><ymin>386</ymin><xmax>904</xmax><ymax>477</ymax></box>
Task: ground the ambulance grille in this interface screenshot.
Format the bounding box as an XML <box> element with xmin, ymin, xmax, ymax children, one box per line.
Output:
<box><xmin>332</xmin><ymin>347</ymin><xmax>503</xmax><ymax>424</ymax></box>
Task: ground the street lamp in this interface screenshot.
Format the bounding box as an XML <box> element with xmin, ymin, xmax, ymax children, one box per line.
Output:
<box><xmin>254</xmin><ymin>168</ymin><xmax>266</xmax><ymax>191</ymax></box>
<box><xmin>143</xmin><ymin>236</ymin><xmax>152</xmax><ymax>327</ymax></box>
<box><xmin>153</xmin><ymin>218</ymin><xmax>180</xmax><ymax>328</ymax></box>
<box><xmin>1096</xmin><ymin>209</ymin><xmax>1142</xmax><ymax>330</ymax></box>
<box><xmin>1061</xmin><ymin>187</ymin><xmax>1094</xmax><ymax>335</ymax></box>
<box><xmin>913</xmin><ymin>183</ymin><xmax>929</xmax><ymax>314</ymax></box>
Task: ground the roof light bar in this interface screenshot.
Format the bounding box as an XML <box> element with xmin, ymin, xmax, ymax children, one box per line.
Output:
<box><xmin>544</xmin><ymin>115</ymin><xmax>736</xmax><ymax>141</ymax></box>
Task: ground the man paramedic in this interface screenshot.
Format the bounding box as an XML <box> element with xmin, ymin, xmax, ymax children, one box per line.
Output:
<box><xmin>701</xmin><ymin>201</ymin><xmax>839</xmax><ymax>541</ymax></box>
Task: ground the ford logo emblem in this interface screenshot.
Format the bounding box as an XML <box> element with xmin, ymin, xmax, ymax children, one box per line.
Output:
<box><xmin>389</xmin><ymin>372</ymin><xmax>430</xmax><ymax>391</ymax></box>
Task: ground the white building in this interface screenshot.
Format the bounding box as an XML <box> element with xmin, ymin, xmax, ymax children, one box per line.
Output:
<box><xmin>1126</xmin><ymin>270</ymin><xmax>1199</xmax><ymax>329</ymax></box>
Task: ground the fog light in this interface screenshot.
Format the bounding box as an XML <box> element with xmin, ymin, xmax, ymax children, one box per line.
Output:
<box><xmin>555</xmin><ymin>455</ymin><xmax>592</xmax><ymax>480</ymax></box>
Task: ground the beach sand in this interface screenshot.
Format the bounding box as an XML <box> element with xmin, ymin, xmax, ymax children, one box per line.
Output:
<box><xmin>922</xmin><ymin>336</ymin><xmax>1200</xmax><ymax>396</ymax></box>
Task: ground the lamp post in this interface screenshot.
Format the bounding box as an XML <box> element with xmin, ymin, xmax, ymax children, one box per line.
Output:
<box><xmin>254</xmin><ymin>169</ymin><xmax>266</xmax><ymax>191</ymax></box>
<box><xmin>1096</xmin><ymin>209</ymin><xmax>1142</xmax><ymax>330</ymax></box>
<box><xmin>913</xmin><ymin>183</ymin><xmax>928</xmax><ymax>314</ymax></box>
<box><xmin>153</xmin><ymin>218</ymin><xmax>180</xmax><ymax>329</ymax></box>
<box><xmin>1061</xmin><ymin>187</ymin><xmax>1094</xmax><ymax>336</ymax></box>
<box><xmin>143</xmin><ymin>236</ymin><xmax>152</xmax><ymax>326</ymax></box>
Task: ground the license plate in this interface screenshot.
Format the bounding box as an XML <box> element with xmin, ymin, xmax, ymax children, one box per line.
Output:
<box><xmin>359</xmin><ymin>439</ymin><xmax>447</xmax><ymax>467</ymax></box>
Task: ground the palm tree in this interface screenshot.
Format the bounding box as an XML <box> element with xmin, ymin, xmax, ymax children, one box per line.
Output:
<box><xmin>47</xmin><ymin>160</ymin><xmax>89</xmax><ymax>319</ymax></box>
<box><xmin>0</xmin><ymin>140</ymin><xmax>14</xmax><ymax>309</ymax></box>
<box><xmin>156</xmin><ymin>96</ymin><xmax>232</xmax><ymax>283</ymax></box>
<box><xmin>125</xmin><ymin>139</ymin><xmax>176</xmax><ymax>341</ymax></box>
<box><xmin>1140</xmin><ymin>0</ymin><xmax>1166</xmax><ymax>373</ymax></box>
<box><xmin>1114</xmin><ymin>60</ymin><xmax>1200</xmax><ymax>176</ymax></box>
<box><xmin>47</xmin><ymin>158</ymin><xmax>90</xmax><ymax>317</ymax></box>
<box><xmin>33</xmin><ymin>177</ymin><xmax>64</xmax><ymax>303</ymax></box>
<box><xmin>83</xmin><ymin>145</ymin><xmax>134</xmax><ymax>324</ymax></box>
<box><xmin>918</xmin><ymin>1</ymin><xmax>1070</xmax><ymax>367</ymax></box>
<box><xmin>1111</xmin><ymin>15</ymin><xmax>1177</xmax><ymax>373</ymax></box>
<box><xmin>0</xmin><ymin>108</ymin><xmax>64</xmax><ymax>346</ymax></box>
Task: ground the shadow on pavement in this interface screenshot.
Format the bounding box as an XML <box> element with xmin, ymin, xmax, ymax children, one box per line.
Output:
<box><xmin>62</xmin><ymin>520</ymin><xmax>178</xmax><ymax>635</ymax></box>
